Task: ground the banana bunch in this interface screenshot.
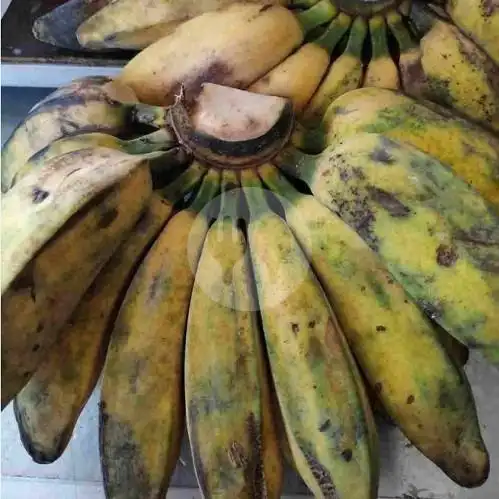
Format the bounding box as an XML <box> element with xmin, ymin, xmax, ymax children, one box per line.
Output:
<box><xmin>2</xmin><ymin>0</ymin><xmax>499</xmax><ymax>495</ymax></box>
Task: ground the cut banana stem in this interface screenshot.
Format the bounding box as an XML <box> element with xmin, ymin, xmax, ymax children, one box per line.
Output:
<box><xmin>303</xmin><ymin>15</ymin><xmax>367</xmax><ymax>126</ymax></box>
<box><xmin>1</xmin><ymin>165</ymin><xmax>152</xmax><ymax>409</ymax></box>
<box><xmin>242</xmin><ymin>169</ymin><xmax>378</xmax><ymax>499</ymax></box>
<box><xmin>249</xmin><ymin>12</ymin><xmax>351</xmax><ymax>113</ymax></box>
<box><xmin>260</xmin><ymin>164</ymin><xmax>489</xmax><ymax>487</ymax></box>
<box><xmin>274</xmin><ymin>138</ymin><xmax>499</xmax><ymax>367</ymax></box>
<box><xmin>100</xmin><ymin>169</ymin><xmax>220</xmax><ymax>499</ymax></box>
<box><xmin>364</xmin><ymin>16</ymin><xmax>400</xmax><ymax>89</ymax></box>
<box><xmin>13</xmin><ymin>193</ymin><xmax>175</xmax><ymax>463</ymax></box>
<box><xmin>169</xmin><ymin>83</ymin><xmax>294</xmax><ymax>169</ymax></box>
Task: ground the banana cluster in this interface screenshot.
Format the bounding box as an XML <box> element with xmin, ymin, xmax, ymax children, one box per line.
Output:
<box><xmin>35</xmin><ymin>0</ymin><xmax>499</xmax><ymax>133</ymax></box>
<box><xmin>1</xmin><ymin>0</ymin><xmax>498</xmax><ymax>497</ymax></box>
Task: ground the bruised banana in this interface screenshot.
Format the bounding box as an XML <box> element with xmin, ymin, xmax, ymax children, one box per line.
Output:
<box><xmin>249</xmin><ymin>10</ymin><xmax>352</xmax><ymax>113</ymax></box>
<box><xmin>303</xmin><ymin>16</ymin><xmax>367</xmax><ymax>126</ymax></box>
<box><xmin>1</xmin><ymin>76</ymin><xmax>139</xmax><ymax>192</ymax></box>
<box><xmin>119</xmin><ymin>0</ymin><xmax>337</xmax><ymax>105</ymax></box>
<box><xmin>1</xmin><ymin>162</ymin><xmax>152</xmax><ymax>409</ymax></box>
<box><xmin>322</xmin><ymin>87</ymin><xmax>499</xmax><ymax>208</ymax></box>
<box><xmin>11</xmin><ymin>165</ymin><xmax>205</xmax><ymax>464</ymax></box>
<box><xmin>77</xmin><ymin>0</ymin><xmax>287</xmax><ymax>50</ymax></box>
<box><xmin>275</xmin><ymin>135</ymin><xmax>499</xmax><ymax>366</ymax></box>
<box><xmin>260</xmin><ymin>164</ymin><xmax>489</xmax><ymax>487</ymax></box>
<box><xmin>445</xmin><ymin>0</ymin><xmax>499</xmax><ymax>66</ymax></box>
<box><xmin>186</xmin><ymin>171</ymin><xmax>283</xmax><ymax>497</ymax></box>
<box><xmin>364</xmin><ymin>15</ymin><xmax>399</xmax><ymax>90</ymax></box>
<box><xmin>100</xmin><ymin>168</ymin><xmax>219</xmax><ymax>499</ymax></box>
<box><xmin>242</xmin><ymin>169</ymin><xmax>378</xmax><ymax>499</ymax></box>
<box><xmin>405</xmin><ymin>2</ymin><xmax>499</xmax><ymax>133</ymax></box>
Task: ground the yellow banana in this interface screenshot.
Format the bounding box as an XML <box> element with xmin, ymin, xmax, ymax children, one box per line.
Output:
<box><xmin>275</xmin><ymin>135</ymin><xmax>499</xmax><ymax>366</ymax></box>
<box><xmin>364</xmin><ymin>15</ymin><xmax>400</xmax><ymax>89</ymax></box>
<box><xmin>1</xmin><ymin>77</ymin><xmax>138</xmax><ymax>192</ymax></box>
<box><xmin>1</xmin><ymin>164</ymin><xmax>152</xmax><ymax>409</ymax></box>
<box><xmin>323</xmin><ymin>87</ymin><xmax>499</xmax><ymax>208</ymax></box>
<box><xmin>303</xmin><ymin>15</ymin><xmax>368</xmax><ymax>126</ymax></box>
<box><xmin>77</xmin><ymin>0</ymin><xmax>287</xmax><ymax>50</ymax></box>
<box><xmin>407</xmin><ymin>2</ymin><xmax>499</xmax><ymax>132</ymax></box>
<box><xmin>119</xmin><ymin>1</ymin><xmax>337</xmax><ymax>105</ymax></box>
<box><xmin>11</xmin><ymin>164</ymin><xmax>205</xmax><ymax>463</ymax></box>
<box><xmin>242</xmin><ymin>169</ymin><xmax>378</xmax><ymax>499</ymax></box>
<box><xmin>260</xmin><ymin>164</ymin><xmax>489</xmax><ymax>487</ymax></box>
<box><xmin>186</xmin><ymin>171</ymin><xmax>282</xmax><ymax>497</ymax></box>
<box><xmin>100</xmin><ymin>168</ymin><xmax>219</xmax><ymax>499</ymax></box>
<box><xmin>446</xmin><ymin>0</ymin><xmax>499</xmax><ymax>65</ymax></box>
<box><xmin>249</xmin><ymin>11</ymin><xmax>352</xmax><ymax>113</ymax></box>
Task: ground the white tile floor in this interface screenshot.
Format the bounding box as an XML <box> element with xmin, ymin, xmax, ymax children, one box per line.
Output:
<box><xmin>2</xmin><ymin>87</ymin><xmax>499</xmax><ymax>498</ymax></box>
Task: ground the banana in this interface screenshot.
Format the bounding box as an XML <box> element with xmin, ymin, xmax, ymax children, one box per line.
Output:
<box><xmin>1</xmin><ymin>164</ymin><xmax>152</xmax><ymax>409</ymax></box>
<box><xmin>2</xmin><ymin>147</ymin><xmax>156</xmax><ymax>292</ymax></box>
<box><xmin>406</xmin><ymin>1</ymin><xmax>499</xmax><ymax>133</ymax></box>
<box><xmin>186</xmin><ymin>171</ymin><xmax>282</xmax><ymax>497</ymax></box>
<box><xmin>100</xmin><ymin>168</ymin><xmax>219</xmax><ymax>499</ymax></box>
<box><xmin>322</xmin><ymin>87</ymin><xmax>499</xmax><ymax>208</ymax></box>
<box><xmin>303</xmin><ymin>16</ymin><xmax>368</xmax><ymax>126</ymax></box>
<box><xmin>1</xmin><ymin>77</ymin><xmax>139</xmax><ymax>192</ymax></box>
<box><xmin>275</xmin><ymin>135</ymin><xmax>499</xmax><ymax>366</ymax></box>
<box><xmin>11</xmin><ymin>164</ymin><xmax>205</xmax><ymax>463</ymax></box>
<box><xmin>77</xmin><ymin>0</ymin><xmax>287</xmax><ymax>50</ymax></box>
<box><xmin>445</xmin><ymin>0</ymin><xmax>499</xmax><ymax>65</ymax></box>
<box><xmin>242</xmin><ymin>169</ymin><xmax>378</xmax><ymax>499</ymax></box>
<box><xmin>119</xmin><ymin>1</ymin><xmax>337</xmax><ymax>105</ymax></box>
<box><xmin>249</xmin><ymin>11</ymin><xmax>352</xmax><ymax>113</ymax></box>
<box><xmin>260</xmin><ymin>164</ymin><xmax>489</xmax><ymax>487</ymax></box>
<box><xmin>364</xmin><ymin>15</ymin><xmax>400</xmax><ymax>90</ymax></box>
<box><xmin>13</xmin><ymin>128</ymin><xmax>179</xmax><ymax>187</ymax></box>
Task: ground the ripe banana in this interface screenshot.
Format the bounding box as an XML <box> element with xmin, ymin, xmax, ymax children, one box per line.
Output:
<box><xmin>260</xmin><ymin>164</ymin><xmax>489</xmax><ymax>487</ymax></box>
<box><xmin>249</xmin><ymin>11</ymin><xmax>352</xmax><ymax>113</ymax></box>
<box><xmin>13</xmin><ymin>128</ymin><xmax>178</xmax><ymax>187</ymax></box>
<box><xmin>186</xmin><ymin>171</ymin><xmax>282</xmax><ymax>497</ymax></box>
<box><xmin>242</xmin><ymin>169</ymin><xmax>378</xmax><ymax>499</ymax></box>
<box><xmin>445</xmin><ymin>0</ymin><xmax>499</xmax><ymax>65</ymax></box>
<box><xmin>323</xmin><ymin>87</ymin><xmax>499</xmax><ymax>208</ymax></box>
<box><xmin>1</xmin><ymin>77</ymin><xmax>138</xmax><ymax>192</ymax></box>
<box><xmin>1</xmin><ymin>163</ymin><xmax>152</xmax><ymax>409</ymax></box>
<box><xmin>77</xmin><ymin>0</ymin><xmax>287</xmax><ymax>50</ymax></box>
<box><xmin>100</xmin><ymin>168</ymin><xmax>219</xmax><ymax>499</ymax></box>
<box><xmin>406</xmin><ymin>1</ymin><xmax>499</xmax><ymax>133</ymax></box>
<box><xmin>303</xmin><ymin>16</ymin><xmax>367</xmax><ymax>126</ymax></box>
<box><xmin>364</xmin><ymin>15</ymin><xmax>400</xmax><ymax>89</ymax></box>
<box><xmin>11</xmin><ymin>164</ymin><xmax>205</xmax><ymax>463</ymax></box>
<box><xmin>119</xmin><ymin>1</ymin><xmax>337</xmax><ymax>105</ymax></box>
<box><xmin>2</xmin><ymin>147</ymin><xmax>154</xmax><ymax>292</ymax></box>
<box><xmin>275</xmin><ymin>135</ymin><xmax>499</xmax><ymax>366</ymax></box>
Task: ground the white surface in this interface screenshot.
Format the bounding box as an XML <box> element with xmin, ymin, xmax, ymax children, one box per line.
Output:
<box><xmin>1</xmin><ymin>64</ymin><xmax>122</xmax><ymax>88</ymax></box>
<box><xmin>2</xmin><ymin>354</ymin><xmax>498</xmax><ymax>498</ymax></box>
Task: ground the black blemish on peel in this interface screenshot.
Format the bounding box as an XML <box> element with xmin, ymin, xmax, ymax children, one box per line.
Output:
<box><xmin>32</xmin><ymin>187</ymin><xmax>49</xmax><ymax>204</ymax></box>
